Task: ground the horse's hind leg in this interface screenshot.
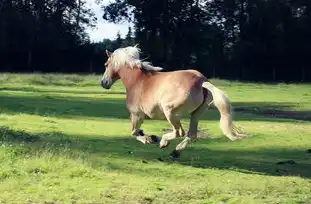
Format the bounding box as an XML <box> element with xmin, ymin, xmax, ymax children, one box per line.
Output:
<box><xmin>159</xmin><ymin>111</ymin><xmax>185</xmax><ymax>149</ymax></box>
<box><xmin>171</xmin><ymin>101</ymin><xmax>211</xmax><ymax>158</ymax></box>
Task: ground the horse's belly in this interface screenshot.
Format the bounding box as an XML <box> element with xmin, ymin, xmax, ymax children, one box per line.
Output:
<box><xmin>144</xmin><ymin>105</ymin><xmax>166</xmax><ymax>120</ymax></box>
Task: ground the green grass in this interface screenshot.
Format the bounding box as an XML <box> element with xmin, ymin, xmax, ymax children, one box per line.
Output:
<box><xmin>0</xmin><ymin>73</ymin><xmax>311</xmax><ymax>204</ymax></box>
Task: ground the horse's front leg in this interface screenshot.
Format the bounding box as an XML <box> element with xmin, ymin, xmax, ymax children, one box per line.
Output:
<box><xmin>131</xmin><ymin>113</ymin><xmax>159</xmax><ymax>144</ymax></box>
<box><xmin>159</xmin><ymin>111</ymin><xmax>184</xmax><ymax>149</ymax></box>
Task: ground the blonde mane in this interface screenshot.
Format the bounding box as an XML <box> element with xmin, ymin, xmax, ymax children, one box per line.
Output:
<box><xmin>110</xmin><ymin>45</ymin><xmax>163</xmax><ymax>72</ymax></box>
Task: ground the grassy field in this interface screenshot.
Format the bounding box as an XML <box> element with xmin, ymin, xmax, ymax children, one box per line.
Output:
<box><xmin>0</xmin><ymin>73</ymin><xmax>311</xmax><ymax>204</ymax></box>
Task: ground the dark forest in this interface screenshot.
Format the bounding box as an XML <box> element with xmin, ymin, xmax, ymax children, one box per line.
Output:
<box><xmin>1</xmin><ymin>0</ymin><xmax>311</xmax><ymax>82</ymax></box>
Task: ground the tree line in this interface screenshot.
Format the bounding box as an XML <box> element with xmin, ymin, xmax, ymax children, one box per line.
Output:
<box><xmin>1</xmin><ymin>0</ymin><xmax>310</xmax><ymax>82</ymax></box>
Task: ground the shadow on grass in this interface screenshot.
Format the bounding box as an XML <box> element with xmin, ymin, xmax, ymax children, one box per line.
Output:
<box><xmin>0</xmin><ymin>87</ymin><xmax>125</xmax><ymax>95</ymax></box>
<box><xmin>0</xmin><ymin>93</ymin><xmax>310</xmax><ymax>122</ymax></box>
<box><xmin>0</xmin><ymin>94</ymin><xmax>130</xmax><ymax>119</ymax></box>
<box><xmin>233</xmin><ymin>106</ymin><xmax>311</xmax><ymax>122</ymax></box>
<box><xmin>1</xmin><ymin>126</ymin><xmax>311</xmax><ymax>179</ymax></box>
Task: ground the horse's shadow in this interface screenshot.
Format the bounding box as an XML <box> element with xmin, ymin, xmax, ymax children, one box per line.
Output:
<box><xmin>1</xmin><ymin>126</ymin><xmax>311</xmax><ymax>179</ymax></box>
<box><xmin>1</xmin><ymin>92</ymin><xmax>311</xmax><ymax>122</ymax></box>
<box><xmin>173</xmin><ymin>144</ymin><xmax>311</xmax><ymax>178</ymax></box>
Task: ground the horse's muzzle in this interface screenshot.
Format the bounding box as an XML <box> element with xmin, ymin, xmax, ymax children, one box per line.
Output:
<box><xmin>101</xmin><ymin>79</ymin><xmax>111</xmax><ymax>89</ymax></box>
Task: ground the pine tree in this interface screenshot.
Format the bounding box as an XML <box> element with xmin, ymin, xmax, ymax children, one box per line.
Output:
<box><xmin>125</xmin><ymin>26</ymin><xmax>134</xmax><ymax>46</ymax></box>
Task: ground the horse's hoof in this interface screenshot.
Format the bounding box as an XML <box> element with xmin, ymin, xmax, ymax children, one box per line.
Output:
<box><xmin>150</xmin><ymin>135</ymin><xmax>160</xmax><ymax>144</ymax></box>
<box><xmin>136</xmin><ymin>136</ymin><xmax>149</xmax><ymax>144</ymax></box>
<box><xmin>138</xmin><ymin>129</ymin><xmax>145</xmax><ymax>136</ymax></box>
<box><xmin>170</xmin><ymin>150</ymin><xmax>180</xmax><ymax>159</ymax></box>
<box><xmin>159</xmin><ymin>140</ymin><xmax>170</xmax><ymax>149</ymax></box>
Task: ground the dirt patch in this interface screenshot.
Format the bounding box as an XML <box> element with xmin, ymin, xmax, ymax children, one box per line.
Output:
<box><xmin>262</xmin><ymin>110</ymin><xmax>311</xmax><ymax>120</ymax></box>
<box><xmin>276</xmin><ymin>160</ymin><xmax>297</xmax><ymax>165</ymax></box>
<box><xmin>235</xmin><ymin>108</ymin><xmax>311</xmax><ymax>121</ymax></box>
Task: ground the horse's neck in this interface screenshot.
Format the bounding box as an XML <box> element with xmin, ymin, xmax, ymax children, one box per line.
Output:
<box><xmin>118</xmin><ymin>67</ymin><xmax>145</xmax><ymax>94</ymax></box>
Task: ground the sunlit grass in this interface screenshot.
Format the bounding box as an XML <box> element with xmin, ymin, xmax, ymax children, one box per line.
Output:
<box><xmin>0</xmin><ymin>73</ymin><xmax>311</xmax><ymax>203</ymax></box>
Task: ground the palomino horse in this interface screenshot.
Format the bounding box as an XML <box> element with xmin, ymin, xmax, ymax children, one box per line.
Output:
<box><xmin>101</xmin><ymin>45</ymin><xmax>247</xmax><ymax>158</ymax></box>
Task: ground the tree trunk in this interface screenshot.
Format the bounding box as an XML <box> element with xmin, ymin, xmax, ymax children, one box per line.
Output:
<box><xmin>162</xmin><ymin>0</ymin><xmax>169</xmax><ymax>66</ymax></box>
<box><xmin>240</xmin><ymin>66</ymin><xmax>245</xmax><ymax>80</ymax></box>
<box><xmin>89</xmin><ymin>59</ymin><xmax>93</xmax><ymax>73</ymax></box>
<box><xmin>239</xmin><ymin>0</ymin><xmax>245</xmax><ymax>39</ymax></box>
<box><xmin>76</xmin><ymin>0</ymin><xmax>81</xmax><ymax>36</ymax></box>
<box><xmin>213</xmin><ymin>66</ymin><xmax>216</xmax><ymax>78</ymax></box>
<box><xmin>301</xmin><ymin>67</ymin><xmax>305</xmax><ymax>82</ymax></box>
<box><xmin>27</xmin><ymin>49</ymin><xmax>33</xmax><ymax>72</ymax></box>
<box><xmin>272</xmin><ymin>67</ymin><xmax>276</xmax><ymax>81</ymax></box>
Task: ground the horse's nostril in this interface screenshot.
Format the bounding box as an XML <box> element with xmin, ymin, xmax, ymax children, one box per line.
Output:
<box><xmin>101</xmin><ymin>80</ymin><xmax>106</xmax><ymax>88</ymax></box>
<box><xmin>101</xmin><ymin>79</ymin><xmax>111</xmax><ymax>89</ymax></box>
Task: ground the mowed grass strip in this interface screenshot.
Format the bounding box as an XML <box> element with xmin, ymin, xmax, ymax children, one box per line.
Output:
<box><xmin>0</xmin><ymin>73</ymin><xmax>311</xmax><ymax>204</ymax></box>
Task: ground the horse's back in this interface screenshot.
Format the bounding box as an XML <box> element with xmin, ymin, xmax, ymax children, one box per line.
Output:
<box><xmin>161</xmin><ymin>69</ymin><xmax>206</xmax><ymax>79</ymax></box>
<box><xmin>142</xmin><ymin>69</ymin><xmax>207</xmax><ymax>118</ymax></box>
<box><xmin>156</xmin><ymin>69</ymin><xmax>207</xmax><ymax>91</ymax></box>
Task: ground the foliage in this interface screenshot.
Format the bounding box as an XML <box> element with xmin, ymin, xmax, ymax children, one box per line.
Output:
<box><xmin>0</xmin><ymin>0</ymin><xmax>96</xmax><ymax>72</ymax></box>
<box><xmin>100</xmin><ymin>0</ymin><xmax>311</xmax><ymax>81</ymax></box>
<box><xmin>1</xmin><ymin>0</ymin><xmax>311</xmax><ymax>81</ymax></box>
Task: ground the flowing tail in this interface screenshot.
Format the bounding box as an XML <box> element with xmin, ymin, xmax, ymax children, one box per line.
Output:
<box><xmin>202</xmin><ymin>81</ymin><xmax>247</xmax><ymax>140</ymax></box>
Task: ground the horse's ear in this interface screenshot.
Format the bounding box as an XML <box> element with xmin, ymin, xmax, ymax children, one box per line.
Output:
<box><xmin>106</xmin><ymin>50</ymin><xmax>112</xmax><ymax>58</ymax></box>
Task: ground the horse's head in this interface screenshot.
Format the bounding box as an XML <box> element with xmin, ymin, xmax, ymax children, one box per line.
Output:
<box><xmin>101</xmin><ymin>50</ymin><xmax>120</xmax><ymax>89</ymax></box>
<box><xmin>100</xmin><ymin>45</ymin><xmax>162</xmax><ymax>89</ymax></box>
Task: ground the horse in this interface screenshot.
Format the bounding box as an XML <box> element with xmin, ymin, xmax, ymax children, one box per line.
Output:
<box><xmin>100</xmin><ymin>45</ymin><xmax>247</xmax><ymax>158</ymax></box>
